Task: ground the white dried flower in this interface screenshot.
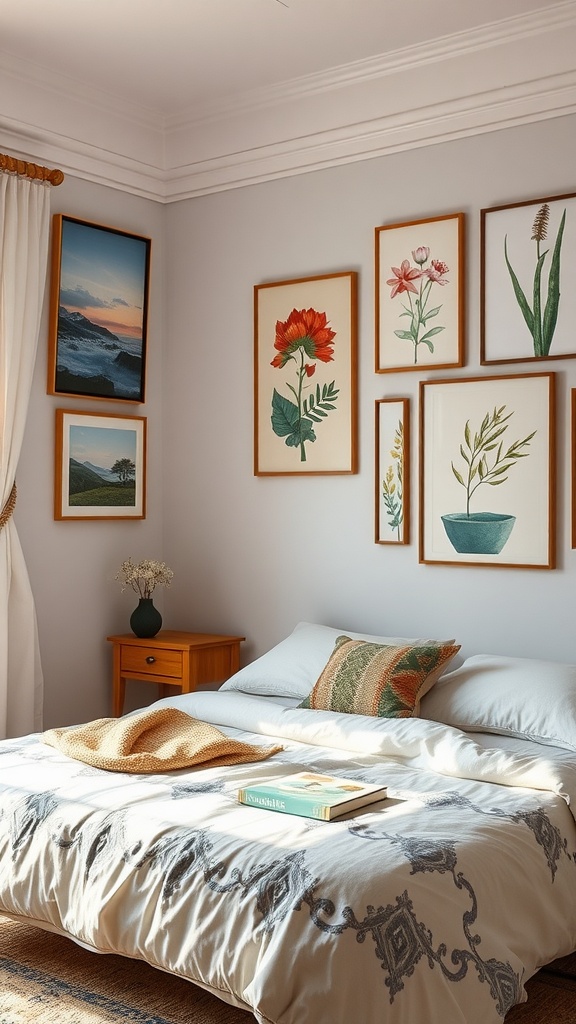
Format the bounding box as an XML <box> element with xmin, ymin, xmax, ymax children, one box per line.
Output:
<box><xmin>115</xmin><ymin>558</ymin><xmax>174</xmax><ymax>599</ymax></box>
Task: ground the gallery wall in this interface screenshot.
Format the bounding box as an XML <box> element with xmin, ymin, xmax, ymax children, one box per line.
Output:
<box><xmin>162</xmin><ymin>115</ymin><xmax>576</xmax><ymax>671</ymax></box>
<box><xmin>14</xmin><ymin>112</ymin><xmax>576</xmax><ymax>729</ymax></box>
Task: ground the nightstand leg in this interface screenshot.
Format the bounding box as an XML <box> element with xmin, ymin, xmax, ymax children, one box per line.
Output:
<box><xmin>111</xmin><ymin>645</ymin><xmax>126</xmax><ymax>717</ymax></box>
<box><xmin>113</xmin><ymin>678</ymin><xmax>126</xmax><ymax>717</ymax></box>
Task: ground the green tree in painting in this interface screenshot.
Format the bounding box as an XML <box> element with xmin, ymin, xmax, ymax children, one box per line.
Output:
<box><xmin>112</xmin><ymin>458</ymin><xmax>135</xmax><ymax>484</ymax></box>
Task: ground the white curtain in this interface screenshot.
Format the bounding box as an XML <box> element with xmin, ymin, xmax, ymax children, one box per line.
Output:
<box><xmin>0</xmin><ymin>172</ymin><xmax>51</xmax><ymax>738</ymax></box>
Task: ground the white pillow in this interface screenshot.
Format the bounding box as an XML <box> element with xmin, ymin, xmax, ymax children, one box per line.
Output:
<box><xmin>220</xmin><ymin>621</ymin><xmax>457</xmax><ymax>700</ymax></box>
<box><xmin>420</xmin><ymin>653</ymin><xmax>576</xmax><ymax>751</ymax></box>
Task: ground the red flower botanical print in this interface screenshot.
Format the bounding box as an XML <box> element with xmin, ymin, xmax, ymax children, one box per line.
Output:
<box><xmin>387</xmin><ymin>246</ymin><xmax>450</xmax><ymax>364</ymax></box>
<box><xmin>386</xmin><ymin>260</ymin><xmax>422</xmax><ymax>298</ymax></box>
<box><xmin>271</xmin><ymin>308</ymin><xmax>336</xmax><ymax>368</ymax></box>
<box><xmin>424</xmin><ymin>260</ymin><xmax>450</xmax><ymax>285</ymax></box>
<box><xmin>270</xmin><ymin>306</ymin><xmax>339</xmax><ymax>463</ymax></box>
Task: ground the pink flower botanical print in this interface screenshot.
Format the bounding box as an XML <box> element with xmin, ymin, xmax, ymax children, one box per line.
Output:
<box><xmin>387</xmin><ymin>246</ymin><xmax>450</xmax><ymax>364</ymax></box>
<box><xmin>270</xmin><ymin>307</ymin><xmax>339</xmax><ymax>463</ymax></box>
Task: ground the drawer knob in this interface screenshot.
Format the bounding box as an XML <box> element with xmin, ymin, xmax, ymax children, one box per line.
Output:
<box><xmin>145</xmin><ymin>656</ymin><xmax>156</xmax><ymax>665</ymax></box>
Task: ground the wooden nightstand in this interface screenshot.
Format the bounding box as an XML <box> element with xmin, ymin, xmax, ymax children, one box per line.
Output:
<box><xmin>106</xmin><ymin>630</ymin><xmax>245</xmax><ymax>716</ymax></box>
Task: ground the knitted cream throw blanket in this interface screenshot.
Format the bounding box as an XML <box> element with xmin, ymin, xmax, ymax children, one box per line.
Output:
<box><xmin>43</xmin><ymin>706</ymin><xmax>283</xmax><ymax>773</ymax></box>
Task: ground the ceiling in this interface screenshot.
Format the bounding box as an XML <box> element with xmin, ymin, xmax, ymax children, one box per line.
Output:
<box><xmin>0</xmin><ymin>0</ymin><xmax>558</xmax><ymax>118</ymax></box>
<box><xmin>0</xmin><ymin>0</ymin><xmax>575</xmax><ymax>201</ymax></box>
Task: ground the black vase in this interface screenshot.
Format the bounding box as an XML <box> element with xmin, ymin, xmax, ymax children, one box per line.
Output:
<box><xmin>130</xmin><ymin>598</ymin><xmax>162</xmax><ymax>638</ymax></box>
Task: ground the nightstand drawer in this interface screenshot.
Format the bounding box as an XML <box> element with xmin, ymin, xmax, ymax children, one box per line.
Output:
<box><xmin>120</xmin><ymin>645</ymin><xmax>182</xmax><ymax>678</ymax></box>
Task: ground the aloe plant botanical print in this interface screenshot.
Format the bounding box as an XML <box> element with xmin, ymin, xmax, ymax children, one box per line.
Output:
<box><xmin>504</xmin><ymin>202</ymin><xmax>566</xmax><ymax>357</ymax></box>
<box><xmin>481</xmin><ymin>192</ymin><xmax>576</xmax><ymax>364</ymax></box>
<box><xmin>270</xmin><ymin>307</ymin><xmax>339</xmax><ymax>463</ymax></box>
<box><xmin>382</xmin><ymin>419</ymin><xmax>404</xmax><ymax>538</ymax></box>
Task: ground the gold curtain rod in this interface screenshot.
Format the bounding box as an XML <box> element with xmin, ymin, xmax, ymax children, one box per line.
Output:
<box><xmin>0</xmin><ymin>152</ymin><xmax>64</xmax><ymax>186</ymax></box>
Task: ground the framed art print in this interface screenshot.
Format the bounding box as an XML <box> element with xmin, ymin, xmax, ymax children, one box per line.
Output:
<box><xmin>419</xmin><ymin>373</ymin><xmax>555</xmax><ymax>569</ymax></box>
<box><xmin>48</xmin><ymin>215</ymin><xmax>151</xmax><ymax>402</ymax></box>
<box><xmin>254</xmin><ymin>271</ymin><xmax>358</xmax><ymax>475</ymax></box>
<box><xmin>375</xmin><ymin>398</ymin><xmax>409</xmax><ymax>545</ymax></box>
<box><xmin>481</xmin><ymin>191</ymin><xmax>576</xmax><ymax>364</ymax></box>
<box><xmin>375</xmin><ymin>212</ymin><xmax>465</xmax><ymax>373</ymax></box>
<box><xmin>55</xmin><ymin>409</ymin><xmax>146</xmax><ymax>520</ymax></box>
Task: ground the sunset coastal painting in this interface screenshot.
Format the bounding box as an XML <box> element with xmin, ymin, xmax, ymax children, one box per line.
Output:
<box><xmin>48</xmin><ymin>215</ymin><xmax>151</xmax><ymax>402</ymax></box>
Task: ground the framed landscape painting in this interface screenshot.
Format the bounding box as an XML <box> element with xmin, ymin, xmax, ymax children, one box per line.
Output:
<box><xmin>481</xmin><ymin>191</ymin><xmax>576</xmax><ymax>364</ymax></box>
<box><xmin>375</xmin><ymin>398</ymin><xmax>409</xmax><ymax>545</ymax></box>
<box><xmin>419</xmin><ymin>373</ymin><xmax>555</xmax><ymax>569</ymax></box>
<box><xmin>254</xmin><ymin>271</ymin><xmax>358</xmax><ymax>475</ymax></box>
<box><xmin>54</xmin><ymin>409</ymin><xmax>146</xmax><ymax>520</ymax></box>
<box><xmin>375</xmin><ymin>213</ymin><xmax>465</xmax><ymax>373</ymax></box>
<box><xmin>48</xmin><ymin>215</ymin><xmax>151</xmax><ymax>402</ymax></box>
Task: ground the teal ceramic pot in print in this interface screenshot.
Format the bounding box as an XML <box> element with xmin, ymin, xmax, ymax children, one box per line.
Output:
<box><xmin>130</xmin><ymin>598</ymin><xmax>162</xmax><ymax>638</ymax></box>
<box><xmin>441</xmin><ymin>512</ymin><xmax>516</xmax><ymax>555</ymax></box>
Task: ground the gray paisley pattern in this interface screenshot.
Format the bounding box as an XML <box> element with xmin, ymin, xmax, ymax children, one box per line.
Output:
<box><xmin>4</xmin><ymin>785</ymin><xmax>572</xmax><ymax>1016</ymax></box>
<box><xmin>0</xmin><ymin>712</ymin><xmax>575</xmax><ymax>1024</ymax></box>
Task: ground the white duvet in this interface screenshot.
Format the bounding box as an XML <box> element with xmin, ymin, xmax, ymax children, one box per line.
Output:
<box><xmin>0</xmin><ymin>690</ymin><xmax>575</xmax><ymax>1024</ymax></box>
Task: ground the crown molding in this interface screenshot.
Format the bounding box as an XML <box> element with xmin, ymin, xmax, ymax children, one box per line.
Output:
<box><xmin>162</xmin><ymin>71</ymin><xmax>576</xmax><ymax>202</ymax></box>
<box><xmin>0</xmin><ymin>117</ymin><xmax>166</xmax><ymax>203</ymax></box>
<box><xmin>0</xmin><ymin>3</ymin><xmax>575</xmax><ymax>203</ymax></box>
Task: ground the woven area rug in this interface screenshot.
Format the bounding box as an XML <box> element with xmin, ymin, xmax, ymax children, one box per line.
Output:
<box><xmin>0</xmin><ymin>918</ymin><xmax>255</xmax><ymax>1024</ymax></box>
<box><xmin>0</xmin><ymin>915</ymin><xmax>574</xmax><ymax>1023</ymax></box>
<box><xmin>505</xmin><ymin>951</ymin><xmax>576</xmax><ymax>1023</ymax></box>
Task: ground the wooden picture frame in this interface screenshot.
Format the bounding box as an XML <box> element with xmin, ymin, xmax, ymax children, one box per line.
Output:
<box><xmin>375</xmin><ymin>398</ymin><xmax>410</xmax><ymax>545</ymax></box>
<box><xmin>375</xmin><ymin>212</ymin><xmax>465</xmax><ymax>373</ymax></box>
<box><xmin>254</xmin><ymin>271</ymin><xmax>358</xmax><ymax>475</ymax></box>
<box><xmin>481</xmin><ymin>191</ymin><xmax>576</xmax><ymax>364</ymax></box>
<box><xmin>54</xmin><ymin>409</ymin><xmax>146</xmax><ymax>520</ymax></box>
<box><xmin>572</xmin><ymin>389</ymin><xmax>576</xmax><ymax>549</ymax></box>
<box><xmin>48</xmin><ymin>215</ymin><xmax>151</xmax><ymax>402</ymax></box>
<box><xmin>419</xmin><ymin>372</ymin><xmax>555</xmax><ymax>569</ymax></box>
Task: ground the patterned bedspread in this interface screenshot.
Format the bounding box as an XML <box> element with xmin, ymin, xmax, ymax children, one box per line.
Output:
<box><xmin>0</xmin><ymin>690</ymin><xmax>575</xmax><ymax>1024</ymax></box>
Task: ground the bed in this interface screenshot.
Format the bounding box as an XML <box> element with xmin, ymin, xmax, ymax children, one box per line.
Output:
<box><xmin>0</xmin><ymin>620</ymin><xmax>575</xmax><ymax>1024</ymax></box>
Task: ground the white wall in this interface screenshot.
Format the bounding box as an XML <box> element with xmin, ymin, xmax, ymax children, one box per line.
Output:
<box><xmin>14</xmin><ymin>114</ymin><xmax>576</xmax><ymax>730</ymax></box>
<box><xmin>16</xmin><ymin>176</ymin><xmax>166</xmax><ymax>727</ymax></box>
<box><xmin>162</xmin><ymin>115</ymin><xmax>576</xmax><ymax>671</ymax></box>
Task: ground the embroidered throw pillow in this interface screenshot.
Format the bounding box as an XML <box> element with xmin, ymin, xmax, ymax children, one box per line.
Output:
<box><xmin>299</xmin><ymin>635</ymin><xmax>461</xmax><ymax>718</ymax></box>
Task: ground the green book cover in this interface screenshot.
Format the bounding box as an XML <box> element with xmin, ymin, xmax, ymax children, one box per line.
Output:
<box><xmin>238</xmin><ymin>771</ymin><xmax>387</xmax><ymax>821</ymax></box>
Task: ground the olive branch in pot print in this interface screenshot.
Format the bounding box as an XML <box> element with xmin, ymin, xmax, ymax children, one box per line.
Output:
<box><xmin>270</xmin><ymin>307</ymin><xmax>339</xmax><ymax>463</ymax></box>
<box><xmin>387</xmin><ymin>246</ymin><xmax>450</xmax><ymax>365</ymax></box>
<box><xmin>442</xmin><ymin>405</ymin><xmax>535</xmax><ymax>555</ymax></box>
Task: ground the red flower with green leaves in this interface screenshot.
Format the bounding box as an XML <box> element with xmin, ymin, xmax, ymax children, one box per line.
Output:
<box><xmin>270</xmin><ymin>307</ymin><xmax>339</xmax><ymax>463</ymax></box>
<box><xmin>271</xmin><ymin>308</ymin><xmax>336</xmax><ymax>368</ymax></box>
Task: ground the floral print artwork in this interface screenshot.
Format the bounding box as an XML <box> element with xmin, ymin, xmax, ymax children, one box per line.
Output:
<box><xmin>387</xmin><ymin>246</ymin><xmax>450</xmax><ymax>365</ymax></box>
<box><xmin>270</xmin><ymin>307</ymin><xmax>339</xmax><ymax>463</ymax></box>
